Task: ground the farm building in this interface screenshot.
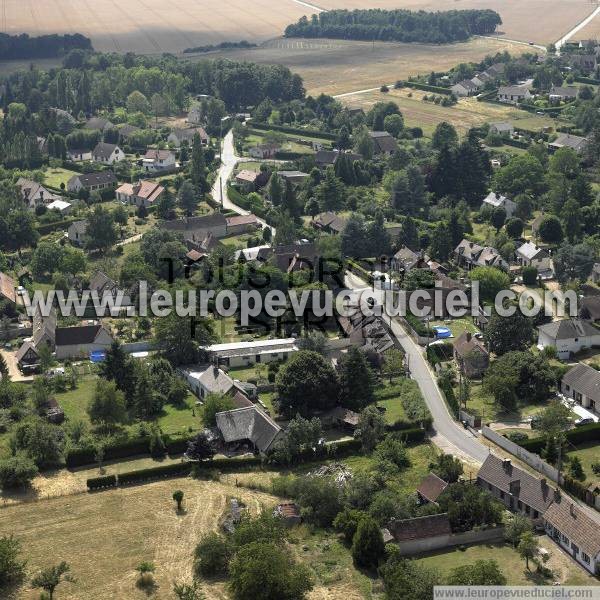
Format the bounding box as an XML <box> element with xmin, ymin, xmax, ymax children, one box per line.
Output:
<box><xmin>205</xmin><ymin>338</ymin><xmax>298</xmax><ymax>368</ymax></box>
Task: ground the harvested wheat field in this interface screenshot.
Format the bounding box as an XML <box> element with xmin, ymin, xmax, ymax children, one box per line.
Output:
<box><xmin>0</xmin><ymin>478</ymin><xmax>280</xmax><ymax>599</ymax></box>
<box><xmin>0</xmin><ymin>0</ymin><xmax>316</xmax><ymax>54</ymax></box>
<box><xmin>340</xmin><ymin>88</ymin><xmax>559</xmax><ymax>137</ymax></box>
<box><xmin>572</xmin><ymin>11</ymin><xmax>600</xmax><ymax>41</ymax></box>
<box><xmin>200</xmin><ymin>36</ymin><xmax>531</xmax><ymax>96</ymax></box>
<box><xmin>315</xmin><ymin>0</ymin><xmax>596</xmax><ymax>45</ymax></box>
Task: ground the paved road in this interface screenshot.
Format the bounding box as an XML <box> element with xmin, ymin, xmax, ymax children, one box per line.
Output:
<box><xmin>345</xmin><ymin>272</ymin><xmax>489</xmax><ymax>464</ymax></box>
<box><xmin>211</xmin><ymin>130</ymin><xmax>275</xmax><ymax>234</ymax></box>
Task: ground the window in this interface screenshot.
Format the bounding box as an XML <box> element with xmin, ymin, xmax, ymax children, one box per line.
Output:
<box><xmin>518</xmin><ymin>501</ymin><xmax>523</xmax><ymax>510</ymax></box>
<box><xmin>582</xmin><ymin>553</ymin><xmax>590</xmax><ymax>564</ymax></box>
<box><xmin>525</xmin><ymin>505</ymin><xmax>530</xmax><ymax>514</ymax></box>
<box><xmin>562</xmin><ymin>533</ymin><xmax>569</xmax><ymax>544</ymax></box>
<box><xmin>500</xmin><ymin>491</ymin><xmax>505</xmax><ymax>499</ymax></box>
<box><xmin>533</xmin><ymin>510</ymin><xmax>539</xmax><ymax>519</ymax></box>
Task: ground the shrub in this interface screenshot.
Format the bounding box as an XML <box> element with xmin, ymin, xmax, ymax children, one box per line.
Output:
<box><xmin>522</xmin><ymin>266</ymin><xmax>538</xmax><ymax>286</ymax></box>
<box><xmin>0</xmin><ymin>535</ymin><xmax>26</xmax><ymax>587</ymax></box>
<box><xmin>351</xmin><ymin>515</ymin><xmax>385</xmax><ymax>569</ymax></box>
<box><xmin>0</xmin><ymin>454</ymin><xmax>38</xmax><ymax>488</ymax></box>
<box><xmin>194</xmin><ymin>532</ymin><xmax>233</xmax><ymax>577</ymax></box>
<box><xmin>86</xmin><ymin>474</ymin><xmax>117</xmax><ymax>491</ymax></box>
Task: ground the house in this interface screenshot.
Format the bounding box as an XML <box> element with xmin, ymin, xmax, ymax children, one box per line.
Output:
<box><xmin>276</xmin><ymin>170</ymin><xmax>309</xmax><ymax>184</ymax></box>
<box><xmin>549</xmin><ymin>133</ymin><xmax>589</xmax><ymax>154</ymax></box>
<box><xmin>489</xmin><ymin>122</ymin><xmax>514</xmax><ymax>136</ymax></box>
<box><xmin>87</xmin><ymin>271</ymin><xmax>133</xmax><ymax>310</ymax></box>
<box><xmin>181</xmin><ymin>365</ymin><xmax>235</xmax><ymax>399</ymax></box>
<box><xmin>16</xmin><ymin>178</ymin><xmax>61</xmax><ymax>210</ymax></box>
<box><xmin>453</xmin><ymin>331</ymin><xmax>489</xmax><ymax>378</ymax></box>
<box><xmin>234</xmin><ymin>169</ymin><xmax>259</xmax><ymax>191</ymax></box>
<box><xmin>314</xmin><ymin>150</ymin><xmax>361</xmax><ymax>168</ymax></box>
<box><xmin>0</xmin><ymin>271</ymin><xmax>17</xmax><ymax>304</ymax></box>
<box><xmin>167</xmin><ymin>127</ymin><xmax>208</xmax><ymax>147</ymax></box>
<box><xmin>391</xmin><ymin>246</ymin><xmax>428</xmax><ymax>273</ymax></box>
<box><xmin>234</xmin><ymin>245</ymin><xmax>273</xmax><ymax>263</ymax></box>
<box><xmin>215</xmin><ymin>405</ymin><xmax>282</xmax><ymax>455</ymax></box>
<box><xmin>549</xmin><ymin>86</ymin><xmax>578</xmax><ymax>103</ymax></box>
<box><xmin>416</xmin><ymin>473</ymin><xmax>448</xmax><ymax>505</ymax></box>
<box><xmin>116</xmin><ymin>180</ymin><xmax>164</xmax><ymax>208</ymax></box>
<box><xmin>515</xmin><ymin>241</ymin><xmax>553</xmax><ymax>276</ymax></box>
<box><xmin>451</xmin><ymin>79</ymin><xmax>478</xmax><ymax>97</ymax></box>
<box><xmin>471</xmin><ymin>71</ymin><xmax>492</xmax><ymax>88</ymax></box>
<box><xmin>16</xmin><ymin>307</ymin><xmax>57</xmax><ymax>372</ymax></box>
<box><xmin>15</xmin><ymin>342</ymin><xmax>40</xmax><ymax>373</ymax></box>
<box><xmin>67</xmin><ymin>149</ymin><xmax>92</xmax><ymax>162</ymax></box>
<box><xmin>337</xmin><ymin>311</ymin><xmax>395</xmax><ymax>355</ymax></box>
<box><xmin>225</xmin><ymin>214</ymin><xmax>261</xmax><ymax>235</ymax></box>
<box><xmin>92</xmin><ymin>142</ymin><xmax>124</xmax><ymax>165</ymax></box>
<box><xmin>476</xmin><ymin>454</ymin><xmax>554</xmax><ymax>523</ymax></box>
<box><xmin>84</xmin><ymin>116</ymin><xmax>114</xmax><ymax>131</ymax></box>
<box><xmin>481</xmin><ymin>191</ymin><xmax>517</xmax><ymax>218</ymax></box>
<box><xmin>320</xmin><ymin>406</ymin><xmax>360</xmax><ymax>432</ymax></box>
<box><xmin>569</xmin><ymin>54</ymin><xmax>597</xmax><ymax>72</ymax></box>
<box><xmin>142</xmin><ymin>149</ymin><xmax>176</xmax><ymax>173</ymax></box>
<box><xmin>579</xmin><ymin>296</ymin><xmax>600</xmax><ymax>322</ymax></box>
<box><xmin>454</xmin><ymin>239</ymin><xmax>508</xmax><ymax>270</ymax></box>
<box><xmin>561</xmin><ymin>362</ymin><xmax>600</xmax><ymax>414</ymax></box>
<box><xmin>67</xmin><ymin>171</ymin><xmax>117</xmax><ymax>193</ymax></box>
<box><xmin>118</xmin><ymin>124</ymin><xmax>141</xmax><ymax>142</ymax></box>
<box><xmin>544</xmin><ymin>494</ymin><xmax>600</xmax><ymax>575</ymax></box>
<box><xmin>311</xmin><ymin>212</ymin><xmax>347</xmax><ymax>235</ymax></box>
<box><xmin>498</xmin><ymin>84</ymin><xmax>532</xmax><ymax>104</ymax></box>
<box><xmin>159</xmin><ymin>213</ymin><xmax>228</xmax><ymax>241</ymax></box>
<box><xmin>205</xmin><ymin>339</ymin><xmax>298</xmax><ymax>368</ymax></box>
<box><xmin>369</xmin><ymin>131</ymin><xmax>398</xmax><ymax>155</ymax></box>
<box><xmin>537</xmin><ymin>318</ymin><xmax>600</xmax><ymax>359</ymax></box>
<box><xmin>54</xmin><ymin>324</ymin><xmax>114</xmax><ymax>360</ymax></box>
<box><xmin>186</xmin><ymin>232</ymin><xmax>221</xmax><ymax>255</ymax></box>
<box><xmin>273</xmin><ymin>502</ymin><xmax>302</xmax><ymax>526</ymax></box>
<box><xmin>273</xmin><ymin>241</ymin><xmax>319</xmax><ymax>274</ymax></box>
<box><xmin>67</xmin><ymin>220</ymin><xmax>88</xmax><ymax>246</ymax></box>
<box><xmin>248</xmin><ymin>144</ymin><xmax>279</xmax><ymax>159</ymax></box>
<box><xmin>46</xmin><ymin>199</ymin><xmax>72</xmax><ymax>215</ymax></box>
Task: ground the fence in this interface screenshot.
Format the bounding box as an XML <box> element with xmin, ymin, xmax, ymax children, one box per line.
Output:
<box><xmin>482</xmin><ymin>426</ymin><xmax>562</xmax><ymax>483</ymax></box>
<box><xmin>122</xmin><ymin>341</ymin><xmax>153</xmax><ymax>353</ymax></box>
<box><xmin>394</xmin><ymin>526</ymin><xmax>505</xmax><ymax>556</ymax></box>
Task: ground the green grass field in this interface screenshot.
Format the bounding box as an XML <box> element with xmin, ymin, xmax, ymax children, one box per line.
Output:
<box><xmin>43</xmin><ymin>166</ymin><xmax>79</xmax><ymax>189</ymax></box>
<box><xmin>566</xmin><ymin>442</ymin><xmax>600</xmax><ymax>485</ymax></box>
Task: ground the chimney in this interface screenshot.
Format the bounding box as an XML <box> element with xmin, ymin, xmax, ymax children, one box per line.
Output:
<box><xmin>503</xmin><ymin>458</ymin><xmax>511</xmax><ymax>470</ymax></box>
<box><xmin>541</xmin><ymin>478</ymin><xmax>547</xmax><ymax>490</ymax></box>
<box><xmin>509</xmin><ymin>479</ymin><xmax>521</xmax><ymax>495</ymax></box>
<box><xmin>554</xmin><ymin>489</ymin><xmax>561</xmax><ymax>502</ymax></box>
<box><xmin>213</xmin><ymin>366</ymin><xmax>219</xmax><ymax>378</ymax></box>
<box><xmin>570</xmin><ymin>504</ymin><xmax>577</xmax><ymax>518</ymax></box>
<box><xmin>40</xmin><ymin>190</ymin><xmax>44</xmax><ymax>201</ymax></box>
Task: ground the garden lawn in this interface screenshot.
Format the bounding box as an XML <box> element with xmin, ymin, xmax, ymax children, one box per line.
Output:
<box><xmin>417</xmin><ymin>539</ymin><xmax>597</xmax><ymax>586</ymax></box>
<box><xmin>566</xmin><ymin>442</ymin><xmax>600</xmax><ymax>485</ymax></box>
<box><xmin>43</xmin><ymin>166</ymin><xmax>79</xmax><ymax>189</ymax></box>
<box><xmin>430</xmin><ymin>318</ymin><xmax>480</xmax><ymax>340</ymax></box>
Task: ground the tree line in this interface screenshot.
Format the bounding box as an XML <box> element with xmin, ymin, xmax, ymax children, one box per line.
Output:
<box><xmin>0</xmin><ymin>33</ymin><xmax>92</xmax><ymax>60</ymax></box>
<box><xmin>285</xmin><ymin>9</ymin><xmax>502</xmax><ymax>44</ymax></box>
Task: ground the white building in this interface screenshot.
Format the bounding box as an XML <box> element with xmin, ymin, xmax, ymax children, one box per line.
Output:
<box><xmin>180</xmin><ymin>365</ymin><xmax>235</xmax><ymax>399</ymax></box>
<box><xmin>46</xmin><ymin>199</ymin><xmax>72</xmax><ymax>215</ymax></box>
<box><xmin>515</xmin><ymin>241</ymin><xmax>553</xmax><ymax>276</ymax></box>
<box><xmin>92</xmin><ymin>142</ymin><xmax>124</xmax><ymax>165</ymax></box>
<box><xmin>142</xmin><ymin>149</ymin><xmax>176</xmax><ymax>173</ymax></box>
<box><xmin>544</xmin><ymin>496</ymin><xmax>600</xmax><ymax>575</ymax></box>
<box><xmin>537</xmin><ymin>318</ymin><xmax>600</xmax><ymax>360</ymax></box>
<box><xmin>481</xmin><ymin>191</ymin><xmax>517</xmax><ymax>218</ymax></box>
<box><xmin>205</xmin><ymin>339</ymin><xmax>298</xmax><ymax>368</ymax></box>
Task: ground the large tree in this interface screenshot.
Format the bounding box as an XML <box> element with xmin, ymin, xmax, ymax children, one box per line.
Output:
<box><xmin>228</xmin><ymin>542</ymin><xmax>313</xmax><ymax>600</ymax></box>
<box><xmin>86</xmin><ymin>205</ymin><xmax>117</xmax><ymax>252</ymax></box>
<box><xmin>338</xmin><ymin>347</ymin><xmax>375</xmax><ymax>410</ymax></box>
<box><xmin>154</xmin><ymin>313</ymin><xmax>214</xmax><ymax>366</ymax></box>
<box><xmin>351</xmin><ymin>515</ymin><xmax>385</xmax><ymax>569</ymax></box>
<box><xmin>88</xmin><ymin>379</ymin><xmax>127</xmax><ymax>429</ymax></box>
<box><xmin>484</xmin><ymin>311</ymin><xmax>534</xmax><ymax>356</ymax></box>
<box><xmin>276</xmin><ymin>351</ymin><xmax>339</xmax><ymax>417</ymax></box>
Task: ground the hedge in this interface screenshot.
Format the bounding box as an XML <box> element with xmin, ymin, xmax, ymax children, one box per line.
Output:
<box><xmin>66</xmin><ymin>437</ymin><xmax>152</xmax><ymax>468</ymax></box>
<box><xmin>274</xmin><ymin>151</ymin><xmax>305</xmax><ymax>161</ymax></box>
<box><xmin>36</xmin><ymin>218</ymin><xmax>79</xmax><ymax>235</ymax></box>
<box><xmin>118</xmin><ymin>462</ymin><xmax>192</xmax><ymax>485</ymax></box>
<box><xmin>249</xmin><ymin>121</ymin><xmax>337</xmax><ymax>141</ymax></box>
<box><xmin>574</xmin><ymin>76</ymin><xmax>600</xmax><ymax>85</ymax></box>
<box><xmin>438</xmin><ymin>379</ymin><xmax>459</xmax><ymax>418</ymax></box>
<box><xmin>501</xmin><ymin>137</ymin><xmax>530</xmax><ymax>149</ymax></box>
<box><xmin>517</xmin><ymin>422</ymin><xmax>600</xmax><ymax>454</ymax></box>
<box><xmin>404</xmin><ymin>81</ymin><xmax>452</xmax><ymax>95</ymax></box>
<box><xmin>86</xmin><ymin>474</ymin><xmax>117</xmax><ymax>490</ymax></box>
<box><xmin>347</xmin><ymin>258</ymin><xmax>374</xmax><ymax>284</ymax></box>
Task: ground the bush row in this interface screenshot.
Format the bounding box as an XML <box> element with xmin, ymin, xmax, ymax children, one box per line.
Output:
<box><xmin>36</xmin><ymin>218</ymin><xmax>79</xmax><ymax>235</ymax></box>
<box><xmin>574</xmin><ymin>76</ymin><xmax>600</xmax><ymax>86</ymax></box>
<box><xmin>403</xmin><ymin>81</ymin><xmax>453</xmax><ymax>95</ymax></box>
<box><xmin>274</xmin><ymin>151</ymin><xmax>305</xmax><ymax>161</ymax></box>
<box><xmin>249</xmin><ymin>121</ymin><xmax>337</xmax><ymax>141</ymax></box>
<box><xmin>517</xmin><ymin>422</ymin><xmax>600</xmax><ymax>454</ymax></box>
<box><xmin>501</xmin><ymin>137</ymin><xmax>530</xmax><ymax>149</ymax></box>
<box><xmin>86</xmin><ymin>474</ymin><xmax>117</xmax><ymax>490</ymax></box>
<box><xmin>438</xmin><ymin>378</ymin><xmax>460</xmax><ymax>418</ymax></box>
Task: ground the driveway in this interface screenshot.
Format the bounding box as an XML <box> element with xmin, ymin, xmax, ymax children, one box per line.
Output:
<box><xmin>0</xmin><ymin>349</ymin><xmax>33</xmax><ymax>382</ymax></box>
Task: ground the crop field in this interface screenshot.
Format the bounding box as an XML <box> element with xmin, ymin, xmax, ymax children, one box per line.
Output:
<box><xmin>315</xmin><ymin>0</ymin><xmax>596</xmax><ymax>45</ymax></box>
<box><xmin>203</xmin><ymin>37</ymin><xmax>531</xmax><ymax>96</ymax></box>
<box><xmin>0</xmin><ymin>0</ymin><xmax>314</xmax><ymax>54</ymax></box>
<box><xmin>340</xmin><ymin>88</ymin><xmax>558</xmax><ymax>137</ymax></box>
<box><xmin>572</xmin><ymin>12</ymin><xmax>600</xmax><ymax>40</ymax></box>
<box><xmin>0</xmin><ymin>478</ymin><xmax>280</xmax><ymax>599</ymax></box>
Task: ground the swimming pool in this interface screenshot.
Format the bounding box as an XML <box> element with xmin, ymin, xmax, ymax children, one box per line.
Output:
<box><xmin>432</xmin><ymin>326</ymin><xmax>452</xmax><ymax>339</ymax></box>
<box><xmin>89</xmin><ymin>350</ymin><xmax>106</xmax><ymax>363</ymax></box>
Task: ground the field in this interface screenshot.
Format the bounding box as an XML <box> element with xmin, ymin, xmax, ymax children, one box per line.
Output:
<box><xmin>573</xmin><ymin>14</ymin><xmax>600</xmax><ymax>41</ymax></box>
<box><xmin>204</xmin><ymin>36</ymin><xmax>532</xmax><ymax>96</ymax></box>
<box><xmin>0</xmin><ymin>477</ymin><xmax>282</xmax><ymax>600</ymax></box>
<box><xmin>340</xmin><ymin>88</ymin><xmax>559</xmax><ymax>137</ymax></box>
<box><xmin>315</xmin><ymin>0</ymin><xmax>595</xmax><ymax>45</ymax></box>
<box><xmin>0</xmin><ymin>0</ymin><xmax>314</xmax><ymax>54</ymax></box>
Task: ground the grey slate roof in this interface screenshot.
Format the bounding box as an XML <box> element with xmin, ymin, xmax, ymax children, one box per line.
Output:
<box><xmin>55</xmin><ymin>324</ymin><xmax>110</xmax><ymax>346</ymax></box>
<box><xmin>160</xmin><ymin>213</ymin><xmax>227</xmax><ymax>233</ymax></box>
<box><xmin>195</xmin><ymin>365</ymin><xmax>234</xmax><ymax>395</ymax></box>
<box><xmin>388</xmin><ymin>513</ymin><xmax>452</xmax><ymax>542</ymax></box>
<box><xmin>562</xmin><ymin>362</ymin><xmax>600</xmax><ymax>403</ymax></box>
<box><xmin>369</xmin><ymin>131</ymin><xmax>398</xmax><ymax>154</ymax></box>
<box><xmin>70</xmin><ymin>171</ymin><xmax>117</xmax><ymax>188</ymax></box>
<box><xmin>215</xmin><ymin>406</ymin><xmax>281</xmax><ymax>453</ymax></box>
<box><xmin>538</xmin><ymin>318</ymin><xmax>600</xmax><ymax>341</ymax></box>
<box><xmin>550</xmin><ymin>133</ymin><xmax>588</xmax><ymax>153</ymax></box>
<box><xmin>93</xmin><ymin>142</ymin><xmax>119</xmax><ymax>160</ymax></box>
<box><xmin>544</xmin><ymin>495</ymin><xmax>600</xmax><ymax>558</ymax></box>
<box><xmin>516</xmin><ymin>241</ymin><xmax>548</xmax><ymax>261</ymax></box>
<box><xmin>477</xmin><ymin>454</ymin><xmax>554</xmax><ymax>514</ymax></box>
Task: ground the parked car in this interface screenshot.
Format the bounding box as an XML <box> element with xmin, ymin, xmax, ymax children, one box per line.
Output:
<box><xmin>574</xmin><ymin>417</ymin><xmax>595</xmax><ymax>427</ymax></box>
